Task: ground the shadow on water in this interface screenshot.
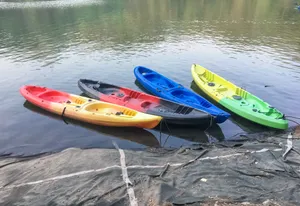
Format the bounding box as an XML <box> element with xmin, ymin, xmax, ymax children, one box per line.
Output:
<box><xmin>23</xmin><ymin>101</ymin><xmax>160</xmax><ymax>148</ymax></box>
<box><xmin>155</xmin><ymin>122</ymin><xmax>225</xmax><ymax>144</ymax></box>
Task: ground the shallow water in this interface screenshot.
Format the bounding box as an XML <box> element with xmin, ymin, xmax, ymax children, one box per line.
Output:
<box><xmin>0</xmin><ymin>0</ymin><xmax>300</xmax><ymax>156</ymax></box>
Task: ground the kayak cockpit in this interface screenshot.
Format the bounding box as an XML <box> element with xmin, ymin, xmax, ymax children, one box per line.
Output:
<box><xmin>83</xmin><ymin>103</ymin><xmax>137</xmax><ymax>117</ymax></box>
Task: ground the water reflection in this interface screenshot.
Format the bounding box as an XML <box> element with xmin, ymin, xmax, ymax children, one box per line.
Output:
<box><xmin>0</xmin><ymin>0</ymin><xmax>300</xmax><ymax>156</ymax></box>
<box><xmin>0</xmin><ymin>0</ymin><xmax>299</xmax><ymax>64</ymax></box>
<box><xmin>155</xmin><ymin>122</ymin><xmax>225</xmax><ymax>146</ymax></box>
<box><xmin>0</xmin><ymin>0</ymin><xmax>103</xmax><ymax>9</ymax></box>
<box><xmin>23</xmin><ymin>100</ymin><xmax>160</xmax><ymax>148</ymax></box>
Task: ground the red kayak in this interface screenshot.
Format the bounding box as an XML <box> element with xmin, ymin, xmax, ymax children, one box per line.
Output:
<box><xmin>20</xmin><ymin>85</ymin><xmax>162</xmax><ymax>129</ymax></box>
<box><xmin>78</xmin><ymin>79</ymin><xmax>214</xmax><ymax>126</ymax></box>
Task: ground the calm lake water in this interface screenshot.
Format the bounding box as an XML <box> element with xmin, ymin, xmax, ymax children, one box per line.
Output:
<box><xmin>1</xmin><ymin>0</ymin><xmax>300</xmax><ymax>156</ymax></box>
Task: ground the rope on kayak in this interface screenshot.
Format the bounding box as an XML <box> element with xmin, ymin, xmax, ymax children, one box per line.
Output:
<box><xmin>203</xmin><ymin>115</ymin><xmax>214</xmax><ymax>141</ymax></box>
<box><xmin>285</xmin><ymin>115</ymin><xmax>300</xmax><ymax>125</ymax></box>
<box><xmin>285</xmin><ymin>116</ymin><xmax>300</xmax><ymax>120</ymax></box>
<box><xmin>286</xmin><ymin>118</ymin><xmax>300</xmax><ymax>126</ymax></box>
<box><xmin>159</xmin><ymin>119</ymin><xmax>162</xmax><ymax>144</ymax></box>
<box><xmin>159</xmin><ymin>119</ymin><xmax>172</xmax><ymax>147</ymax></box>
<box><xmin>204</xmin><ymin>115</ymin><xmax>214</xmax><ymax>133</ymax></box>
<box><xmin>61</xmin><ymin>107</ymin><xmax>68</xmax><ymax>125</ymax></box>
<box><xmin>162</xmin><ymin>120</ymin><xmax>172</xmax><ymax>147</ymax></box>
<box><xmin>164</xmin><ymin>119</ymin><xmax>172</xmax><ymax>135</ymax></box>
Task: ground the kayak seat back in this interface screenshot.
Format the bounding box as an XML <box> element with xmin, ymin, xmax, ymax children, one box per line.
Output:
<box><xmin>235</xmin><ymin>87</ymin><xmax>248</xmax><ymax>99</ymax></box>
<box><xmin>120</xmin><ymin>91</ymin><xmax>141</xmax><ymax>102</ymax></box>
<box><xmin>129</xmin><ymin>91</ymin><xmax>140</xmax><ymax>99</ymax></box>
<box><xmin>83</xmin><ymin>103</ymin><xmax>137</xmax><ymax>117</ymax></box>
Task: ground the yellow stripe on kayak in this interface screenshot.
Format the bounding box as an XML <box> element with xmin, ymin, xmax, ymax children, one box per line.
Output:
<box><xmin>191</xmin><ymin>64</ymin><xmax>242</xmax><ymax>102</ymax></box>
<box><xmin>49</xmin><ymin>94</ymin><xmax>162</xmax><ymax>129</ymax></box>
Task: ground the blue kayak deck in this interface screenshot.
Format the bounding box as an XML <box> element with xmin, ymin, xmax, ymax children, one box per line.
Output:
<box><xmin>134</xmin><ymin>66</ymin><xmax>230</xmax><ymax>123</ymax></box>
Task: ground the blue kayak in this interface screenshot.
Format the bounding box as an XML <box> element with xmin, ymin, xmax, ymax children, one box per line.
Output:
<box><xmin>134</xmin><ymin>66</ymin><xmax>230</xmax><ymax>123</ymax></box>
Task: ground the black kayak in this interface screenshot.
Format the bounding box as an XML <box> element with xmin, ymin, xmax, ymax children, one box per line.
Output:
<box><xmin>78</xmin><ymin>79</ymin><xmax>215</xmax><ymax>126</ymax></box>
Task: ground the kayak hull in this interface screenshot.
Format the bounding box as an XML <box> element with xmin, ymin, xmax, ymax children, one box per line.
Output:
<box><xmin>78</xmin><ymin>79</ymin><xmax>214</xmax><ymax>126</ymax></box>
<box><xmin>20</xmin><ymin>85</ymin><xmax>162</xmax><ymax>129</ymax></box>
<box><xmin>133</xmin><ymin>66</ymin><xmax>230</xmax><ymax>123</ymax></box>
<box><xmin>191</xmin><ymin>64</ymin><xmax>288</xmax><ymax>130</ymax></box>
